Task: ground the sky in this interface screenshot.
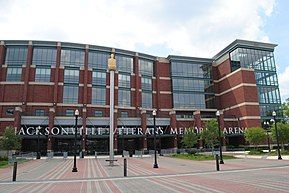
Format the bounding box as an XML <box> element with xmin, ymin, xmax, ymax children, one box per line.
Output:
<box><xmin>0</xmin><ymin>0</ymin><xmax>288</xmax><ymax>101</ymax></box>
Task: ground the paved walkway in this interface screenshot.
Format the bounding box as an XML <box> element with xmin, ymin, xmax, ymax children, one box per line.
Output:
<box><xmin>0</xmin><ymin>155</ymin><xmax>289</xmax><ymax>192</ymax></box>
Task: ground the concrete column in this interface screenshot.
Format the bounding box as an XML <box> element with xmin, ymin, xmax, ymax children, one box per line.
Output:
<box><xmin>13</xmin><ymin>107</ymin><xmax>22</xmax><ymax>132</ymax></box>
<box><xmin>170</xmin><ymin>111</ymin><xmax>177</xmax><ymax>149</ymax></box>
<box><xmin>141</xmin><ymin>110</ymin><xmax>147</xmax><ymax>150</ymax></box>
<box><xmin>193</xmin><ymin>110</ymin><xmax>203</xmax><ymax>148</ymax></box>
<box><xmin>47</xmin><ymin>107</ymin><xmax>55</xmax><ymax>152</ymax></box>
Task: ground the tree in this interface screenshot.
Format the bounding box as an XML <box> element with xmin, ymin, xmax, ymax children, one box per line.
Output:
<box><xmin>181</xmin><ymin>128</ymin><xmax>198</xmax><ymax>152</ymax></box>
<box><xmin>201</xmin><ymin>120</ymin><xmax>220</xmax><ymax>152</ymax></box>
<box><xmin>244</xmin><ymin>127</ymin><xmax>266</xmax><ymax>149</ymax></box>
<box><xmin>282</xmin><ymin>98</ymin><xmax>289</xmax><ymax>122</ymax></box>
<box><xmin>270</xmin><ymin>122</ymin><xmax>289</xmax><ymax>149</ymax></box>
<box><xmin>0</xmin><ymin>126</ymin><xmax>21</xmax><ymax>156</ymax></box>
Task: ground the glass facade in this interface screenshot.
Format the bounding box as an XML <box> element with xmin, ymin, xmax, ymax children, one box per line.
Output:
<box><xmin>171</xmin><ymin>61</ymin><xmax>214</xmax><ymax>109</ymax></box>
<box><xmin>88</xmin><ymin>51</ymin><xmax>109</xmax><ymax>69</ymax></box>
<box><xmin>92</xmin><ymin>87</ymin><xmax>106</xmax><ymax>105</ymax></box>
<box><xmin>118</xmin><ymin>74</ymin><xmax>131</xmax><ymax>88</ymax></box>
<box><xmin>92</xmin><ymin>71</ymin><xmax>106</xmax><ymax>86</ymax></box>
<box><xmin>33</xmin><ymin>47</ymin><xmax>57</xmax><ymax>66</ymax></box>
<box><xmin>63</xmin><ymin>85</ymin><xmax>78</xmax><ymax>104</ymax></box>
<box><xmin>118</xmin><ymin>89</ymin><xmax>131</xmax><ymax>107</ymax></box>
<box><xmin>61</xmin><ymin>49</ymin><xmax>84</xmax><ymax>67</ymax></box>
<box><xmin>116</xmin><ymin>55</ymin><xmax>133</xmax><ymax>73</ymax></box>
<box><xmin>5</xmin><ymin>46</ymin><xmax>28</xmax><ymax>65</ymax></box>
<box><xmin>140</xmin><ymin>59</ymin><xmax>153</xmax><ymax>108</ymax></box>
<box><xmin>64</xmin><ymin>68</ymin><xmax>79</xmax><ymax>83</ymax></box>
<box><xmin>229</xmin><ymin>48</ymin><xmax>282</xmax><ymax>118</ymax></box>
<box><xmin>6</xmin><ymin>67</ymin><xmax>22</xmax><ymax>81</ymax></box>
<box><xmin>35</xmin><ymin>67</ymin><xmax>51</xmax><ymax>82</ymax></box>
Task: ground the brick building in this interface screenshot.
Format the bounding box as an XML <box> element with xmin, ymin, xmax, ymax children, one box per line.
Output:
<box><xmin>0</xmin><ymin>40</ymin><xmax>282</xmax><ymax>154</ymax></box>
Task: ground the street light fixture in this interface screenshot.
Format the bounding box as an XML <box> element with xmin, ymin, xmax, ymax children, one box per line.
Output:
<box><xmin>272</xmin><ymin>111</ymin><xmax>282</xmax><ymax>160</ymax></box>
<box><xmin>216</xmin><ymin>110</ymin><xmax>224</xmax><ymax>164</ymax></box>
<box><xmin>72</xmin><ymin>109</ymin><xmax>79</xmax><ymax>172</ymax></box>
<box><xmin>152</xmin><ymin>110</ymin><xmax>159</xmax><ymax>168</ymax></box>
<box><xmin>263</xmin><ymin>121</ymin><xmax>271</xmax><ymax>152</ymax></box>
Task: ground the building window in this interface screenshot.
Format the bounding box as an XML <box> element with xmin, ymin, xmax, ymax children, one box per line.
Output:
<box><xmin>116</xmin><ymin>55</ymin><xmax>133</xmax><ymax>73</ymax></box>
<box><xmin>66</xmin><ymin>109</ymin><xmax>75</xmax><ymax>116</ymax></box>
<box><xmin>94</xmin><ymin>110</ymin><xmax>103</xmax><ymax>117</ymax></box>
<box><xmin>35</xmin><ymin>109</ymin><xmax>45</xmax><ymax>116</ymax></box>
<box><xmin>35</xmin><ymin>67</ymin><xmax>51</xmax><ymax>82</ymax></box>
<box><xmin>118</xmin><ymin>73</ymin><xmax>131</xmax><ymax>88</ymax></box>
<box><xmin>118</xmin><ymin>89</ymin><xmax>131</xmax><ymax>107</ymax></box>
<box><xmin>6</xmin><ymin>108</ymin><xmax>14</xmax><ymax>115</ymax></box>
<box><xmin>142</xmin><ymin>92</ymin><xmax>152</xmax><ymax>108</ymax></box>
<box><xmin>92</xmin><ymin>87</ymin><xmax>106</xmax><ymax>105</ymax></box>
<box><xmin>88</xmin><ymin>51</ymin><xmax>109</xmax><ymax>69</ymax></box>
<box><xmin>139</xmin><ymin>59</ymin><xmax>154</xmax><ymax>76</ymax></box>
<box><xmin>61</xmin><ymin>49</ymin><xmax>84</xmax><ymax>67</ymax></box>
<box><xmin>173</xmin><ymin>93</ymin><xmax>206</xmax><ymax>109</ymax></box>
<box><xmin>120</xmin><ymin>111</ymin><xmax>129</xmax><ymax>117</ymax></box>
<box><xmin>63</xmin><ymin>85</ymin><xmax>78</xmax><ymax>103</ymax></box>
<box><xmin>64</xmin><ymin>68</ymin><xmax>79</xmax><ymax>83</ymax></box>
<box><xmin>171</xmin><ymin>62</ymin><xmax>211</xmax><ymax>78</ymax></box>
<box><xmin>141</xmin><ymin>77</ymin><xmax>152</xmax><ymax>91</ymax></box>
<box><xmin>92</xmin><ymin>71</ymin><xmax>106</xmax><ymax>86</ymax></box>
<box><xmin>33</xmin><ymin>47</ymin><xmax>57</xmax><ymax>66</ymax></box>
<box><xmin>5</xmin><ymin>46</ymin><xmax>28</xmax><ymax>66</ymax></box>
<box><xmin>6</xmin><ymin>67</ymin><xmax>22</xmax><ymax>81</ymax></box>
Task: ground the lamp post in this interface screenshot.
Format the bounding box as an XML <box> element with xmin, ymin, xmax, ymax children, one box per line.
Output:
<box><xmin>122</xmin><ymin>127</ymin><xmax>124</xmax><ymax>157</ymax></box>
<box><xmin>36</xmin><ymin>126</ymin><xmax>41</xmax><ymax>159</ymax></box>
<box><xmin>216</xmin><ymin>111</ymin><xmax>224</xmax><ymax>164</ymax></box>
<box><xmin>153</xmin><ymin>110</ymin><xmax>159</xmax><ymax>168</ymax></box>
<box><xmin>72</xmin><ymin>109</ymin><xmax>79</xmax><ymax>172</ymax></box>
<box><xmin>272</xmin><ymin>111</ymin><xmax>282</xmax><ymax>160</ymax></box>
<box><xmin>263</xmin><ymin>121</ymin><xmax>271</xmax><ymax>152</ymax></box>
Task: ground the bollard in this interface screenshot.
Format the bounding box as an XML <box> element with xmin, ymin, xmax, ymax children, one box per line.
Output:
<box><xmin>12</xmin><ymin>162</ymin><xmax>17</xmax><ymax>182</ymax></box>
<box><xmin>215</xmin><ymin>154</ymin><xmax>220</xmax><ymax>171</ymax></box>
<box><xmin>124</xmin><ymin>158</ymin><xmax>127</xmax><ymax>177</ymax></box>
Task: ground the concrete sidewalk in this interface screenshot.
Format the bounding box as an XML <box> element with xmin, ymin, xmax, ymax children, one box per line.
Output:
<box><xmin>0</xmin><ymin>156</ymin><xmax>288</xmax><ymax>192</ymax></box>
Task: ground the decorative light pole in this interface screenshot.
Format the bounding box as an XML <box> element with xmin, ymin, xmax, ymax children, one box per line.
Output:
<box><xmin>263</xmin><ymin>121</ymin><xmax>271</xmax><ymax>152</ymax></box>
<box><xmin>122</xmin><ymin>126</ymin><xmax>124</xmax><ymax>157</ymax></box>
<box><xmin>108</xmin><ymin>53</ymin><xmax>116</xmax><ymax>166</ymax></box>
<box><xmin>72</xmin><ymin>109</ymin><xmax>79</xmax><ymax>172</ymax></box>
<box><xmin>272</xmin><ymin>111</ymin><xmax>282</xmax><ymax>160</ymax></box>
<box><xmin>153</xmin><ymin>110</ymin><xmax>159</xmax><ymax>168</ymax></box>
<box><xmin>216</xmin><ymin>110</ymin><xmax>224</xmax><ymax>164</ymax></box>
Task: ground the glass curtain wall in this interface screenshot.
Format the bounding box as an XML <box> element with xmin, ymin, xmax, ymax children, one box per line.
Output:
<box><xmin>229</xmin><ymin>48</ymin><xmax>282</xmax><ymax>119</ymax></box>
<box><xmin>171</xmin><ymin>60</ymin><xmax>214</xmax><ymax>109</ymax></box>
<box><xmin>61</xmin><ymin>49</ymin><xmax>84</xmax><ymax>103</ymax></box>
<box><xmin>139</xmin><ymin>59</ymin><xmax>153</xmax><ymax>108</ymax></box>
<box><xmin>5</xmin><ymin>46</ymin><xmax>28</xmax><ymax>81</ymax></box>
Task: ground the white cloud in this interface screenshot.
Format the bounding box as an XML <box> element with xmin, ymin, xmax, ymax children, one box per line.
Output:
<box><xmin>278</xmin><ymin>65</ymin><xmax>289</xmax><ymax>101</ymax></box>
<box><xmin>0</xmin><ymin>0</ymin><xmax>276</xmax><ymax>58</ymax></box>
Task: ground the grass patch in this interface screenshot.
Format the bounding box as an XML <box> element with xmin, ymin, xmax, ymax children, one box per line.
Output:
<box><xmin>171</xmin><ymin>153</ymin><xmax>236</xmax><ymax>161</ymax></box>
<box><xmin>248</xmin><ymin>149</ymin><xmax>289</xmax><ymax>156</ymax></box>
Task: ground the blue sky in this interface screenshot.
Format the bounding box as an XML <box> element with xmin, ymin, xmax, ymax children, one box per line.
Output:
<box><xmin>0</xmin><ymin>0</ymin><xmax>288</xmax><ymax>101</ymax></box>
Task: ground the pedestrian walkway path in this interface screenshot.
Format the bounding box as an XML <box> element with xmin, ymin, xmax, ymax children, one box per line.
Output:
<box><xmin>0</xmin><ymin>156</ymin><xmax>288</xmax><ymax>192</ymax></box>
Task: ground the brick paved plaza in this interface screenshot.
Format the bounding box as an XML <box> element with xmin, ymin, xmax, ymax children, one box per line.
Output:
<box><xmin>0</xmin><ymin>156</ymin><xmax>289</xmax><ymax>193</ymax></box>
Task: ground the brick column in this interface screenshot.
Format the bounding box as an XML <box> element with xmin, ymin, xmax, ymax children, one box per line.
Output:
<box><xmin>82</xmin><ymin>107</ymin><xmax>87</xmax><ymax>152</ymax></box>
<box><xmin>22</xmin><ymin>41</ymin><xmax>33</xmax><ymax>112</ymax></box>
<box><xmin>134</xmin><ymin>54</ymin><xmax>141</xmax><ymax>109</ymax></box>
<box><xmin>13</xmin><ymin>107</ymin><xmax>22</xmax><ymax>132</ymax></box>
<box><xmin>141</xmin><ymin>110</ymin><xmax>147</xmax><ymax>150</ymax></box>
<box><xmin>170</xmin><ymin>111</ymin><xmax>177</xmax><ymax>149</ymax></box>
<box><xmin>219</xmin><ymin>110</ymin><xmax>226</xmax><ymax>149</ymax></box>
<box><xmin>47</xmin><ymin>107</ymin><xmax>55</xmax><ymax>152</ymax></box>
<box><xmin>193</xmin><ymin>110</ymin><xmax>203</xmax><ymax>148</ymax></box>
<box><xmin>53</xmin><ymin>42</ymin><xmax>61</xmax><ymax>104</ymax></box>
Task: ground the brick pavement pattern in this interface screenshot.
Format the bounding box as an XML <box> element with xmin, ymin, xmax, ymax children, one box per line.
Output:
<box><xmin>0</xmin><ymin>156</ymin><xmax>289</xmax><ymax>193</ymax></box>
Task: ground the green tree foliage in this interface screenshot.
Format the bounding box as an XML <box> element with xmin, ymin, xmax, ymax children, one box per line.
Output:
<box><xmin>270</xmin><ymin>122</ymin><xmax>289</xmax><ymax>149</ymax></box>
<box><xmin>201</xmin><ymin>120</ymin><xmax>220</xmax><ymax>151</ymax></box>
<box><xmin>0</xmin><ymin>126</ymin><xmax>21</xmax><ymax>154</ymax></box>
<box><xmin>244</xmin><ymin>127</ymin><xmax>266</xmax><ymax>149</ymax></box>
<box><xmin>181</xmin><ymin>128</ymin><xmax>198</xmax><ymax>150</ymax></box>
<box><xmin>282</xmin><ymin>98</ymin><xmax>289</xmax><ymax>122</ymax></box>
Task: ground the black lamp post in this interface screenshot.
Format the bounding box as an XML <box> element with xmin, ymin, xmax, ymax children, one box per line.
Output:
<box><xmin>216</xmin><ymin>110</ymin><xmax>224</xmax><ymax>164</ymax></box>
<box><xmin>122</xmin><ymin>127</ymin><xmax>124</xmax><ymax>157</ymax></box>
<box><xmin>272</xmin><ymin>111</ymin><xmax>282</xmax><ymax>160</ymax></box>
<box><xmin>72</xmin><ymin>109</ymin><xmax>79</xmax><ymax>172</ymax></box>
<box><xmin>153</xmin><ymin>110</ymin><xmax>159</xmax><ymax>168</ymax></box>
<box><xmin>36</xmin><ymin>126</ymin><xmax>41</xmax><ymax>159</ymax></box>
<box><xmin>263</xmin><ymin>121</ymin><xmax>271</xmax><ymax>152</ymax></box>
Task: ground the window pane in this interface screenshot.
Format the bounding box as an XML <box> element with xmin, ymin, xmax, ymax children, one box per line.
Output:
<box><xmin>35</xmin><ymin>67</ymin><xmax>51</xmax><ymax>82</ymax></box>
<box><xmin>118</xmin><ymin>89</ymin><xmax>131</xmax><ymax>107</ymax></box>
<box><xmin>92</xmin><ymin>71</ymin><xmax>106</xmax><ymax>85</ymax></box>
<box><xmin>92</xmin><ymin>87</ymin><xmax>106</xmax><ymax>105</ymax></box>
<box><xmin>116</xmin><ymin>55</ymin><xmax>133</xmax><ymax>73</ymax></box>
<box><xmin>118</xmin><ymin>73</ymin><xmax>131</xmax><ymax>88</ymax></box>
<box><xmin>142</xmin><ymin>92</ymin><xmax>152</xmax><ymax>108</ymax></box>
<box><xmin>88</xmin><ymin>51</ymin><xmax>109</xmax><ymax>69</ymax></box>
<box><xmin>5</xmin><ymin>46</ymin><xmax>28</xmax><ymax>66</ymax></box>
<box><xmin>139</xmin><ymin>59</ymin><xmax>153</xmax><ymax>76</ymax></box>
<box><xmin>6</xmin><ymin>67</ymin><xmax>22</xmax><ymax>81</ymax></box>
<box><xmin>63</xmin><ymin>85</ymin><xmax>79</xmax><ymax>103</ymax></box>
<box><xmin>33</xmin><ymin>47</ymin><xmax>57</xmax><ymax>66</ymax></box>
<box><xmin>61</xmin><ymin>49</ymin><xmax>84</xmax><ymax>67</ymax></box>
<box><xmin>64</xmin><ymin>69</ymin><xmax>79</xmax><ymax>83</ymax></box>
